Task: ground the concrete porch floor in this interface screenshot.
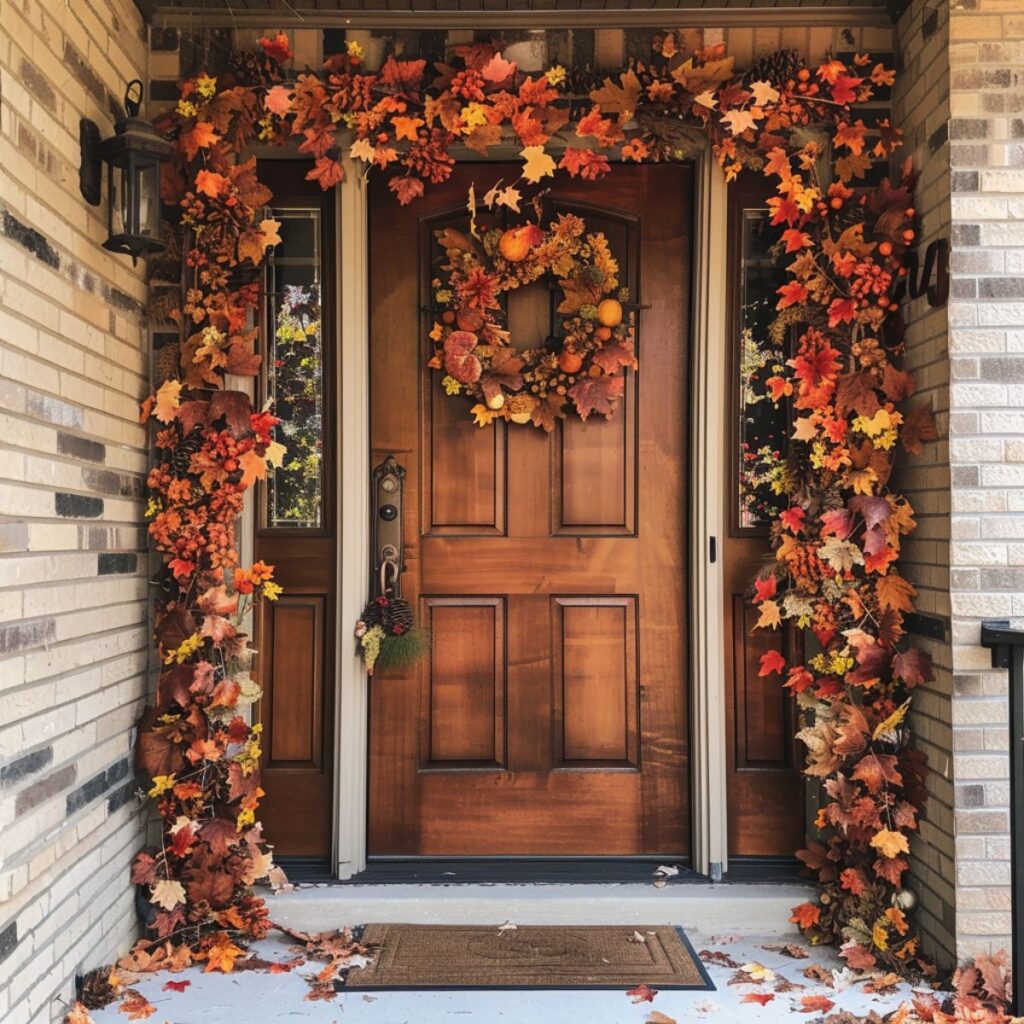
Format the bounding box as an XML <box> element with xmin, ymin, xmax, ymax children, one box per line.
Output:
<box><xmin>83</xmin><ymin>883</ymin><xmax>926</xmax><ymax>1023</ymax></box>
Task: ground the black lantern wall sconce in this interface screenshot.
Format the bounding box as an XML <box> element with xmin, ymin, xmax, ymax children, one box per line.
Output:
<box><xmin>80</xmin><ymin>80</ymin><xmax>171</xmax><ymax>264</ymax></box>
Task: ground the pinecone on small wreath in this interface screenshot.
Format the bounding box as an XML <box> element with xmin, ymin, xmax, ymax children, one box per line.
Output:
<box><xmin>354</xmin><ymin>595</ymin><xmax>429</xmax><ymax>676</ymax></box>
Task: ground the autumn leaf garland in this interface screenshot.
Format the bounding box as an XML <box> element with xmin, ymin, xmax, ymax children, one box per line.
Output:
<box><xmin>142</xmin><ymin>32</ymin><xmax>936</xmax><ymax>977</ymax></box>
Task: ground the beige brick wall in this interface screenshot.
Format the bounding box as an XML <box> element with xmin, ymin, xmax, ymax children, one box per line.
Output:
<box><xmin>0</xmin><ymin>1</ymin><xmax>150</xmax><ymax>1021</ymax></box>
<box><xmin>892</xmin><ymin>0</ymin><xmax>956</xmax><ymax>969</ymax></box>
<box><xmin>943</xmin><ymin>0</ymin><xmax>1024</xmax><ymax>961</ymax></box>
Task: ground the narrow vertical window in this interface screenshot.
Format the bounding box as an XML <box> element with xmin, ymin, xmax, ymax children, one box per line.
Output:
<box><xmin>736</xmin><ymin>207</ymin><xmax>790</xmax><ymax>530</ymax></box>
<box><xmin>265</xmin><ymin>208</ymin><xmax>324</xmax><ymax>530</ymax></box>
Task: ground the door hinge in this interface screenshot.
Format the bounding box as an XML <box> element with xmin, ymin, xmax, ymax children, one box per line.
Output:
<box><xmin>709</xmin><ymin>535</ymin><xmax>717</xmax><ymax>564</ymax></box>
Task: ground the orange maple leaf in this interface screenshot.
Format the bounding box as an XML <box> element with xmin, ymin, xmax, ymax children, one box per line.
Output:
<box><xmin>203</xmin><ymin>934</ymin><xmax>245</xmax><ymax>973</ymax></box>
<box><xmin>790</xmin><ymin>902</ymin><xmax>821</xmax><ymax>929</ymax></box>
<box><xmin>870</xmin><ymin>827</ymin><xmax>910</xmax><ymax>859</ymax></box>
<box><xmin>180</xmin><ymin>121</ymin><xmax>219</xmax><ymax>161</ymax></box>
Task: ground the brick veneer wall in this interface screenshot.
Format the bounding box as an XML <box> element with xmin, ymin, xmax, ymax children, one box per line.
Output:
<box><xmin>892</xmin><ymin>0</ymin><xmax>957</xmax><ymax>968</ymax></box>
<box><xmin>0</xmin><ymin>1</ymin><xmax>151</xmax><ymax>1021</ymax></box>
<box><xmin>943</xmin><ymin>0</ymin><xmax>1024</xmax><ymax>961</ymax></box>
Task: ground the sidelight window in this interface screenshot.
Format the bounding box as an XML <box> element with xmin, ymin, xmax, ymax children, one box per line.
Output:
<box><xmin>735</xmin><ymin>206</ymin><xmax>790</xmax><ymax>531</ymax></box>
<box><xmin>264</xmin><ymin>207</ymin><xmax>325</xmax><ymax>530</ymax></box>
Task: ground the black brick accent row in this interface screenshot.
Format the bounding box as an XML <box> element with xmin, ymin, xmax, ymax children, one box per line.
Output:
<box><xmin>55</xmin><ymin>493</ymin><xmax>103</xmax><ymax>518</ymax></box>
<box><xmin>0</xmin><ymin>921</ymin><xmax>17</xmax><ymax>967</ymax></box>
<box><xmin>0</xmin><ymin>618</ymin><xmax>55</xmax><ymax>655</ymax></box>
<box><xmin>98</xmin><ymin>553</ymin><xmax>138</xmax><ymax>575</ymax></box>
<box><xmin>0</xmin><ymin>746</ymin><xmax>53</xmax><ymax>788</ymax></box>
<box><xmin>57</xmin><ymin>432</ymin><xmax>105</xmax><ymax>463</ymax></box>
<box><xmin>66</xmin><ymin>758</ymin><xmax>131</xmax><ymax>815</ymax></box>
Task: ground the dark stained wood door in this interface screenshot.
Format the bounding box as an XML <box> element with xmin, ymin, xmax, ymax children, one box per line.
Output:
<box><xmin>368</xmin><ymin>163</ymin><xmax>692</xmax><ymax>856</ymax></box>
<box><xmin>722</xmin><ymin>171</ymin><xmax>804</xmax><ymax>859</ymax></box>
<box><xmin>254</xmin><ymin>164</ymin><xmax>336</xmax><ymax>858</ymax></box>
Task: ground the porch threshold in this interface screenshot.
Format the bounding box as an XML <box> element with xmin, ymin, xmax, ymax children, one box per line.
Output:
<box><xmin>265</xmin><ymin>881</ymin><xmax>814</xmax><ymax>938</ymax></box>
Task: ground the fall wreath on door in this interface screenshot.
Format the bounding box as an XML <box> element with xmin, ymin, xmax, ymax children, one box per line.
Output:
<box><xmin>428</xmin><ymin>209</ymin><xmax>636</xmax><ymax>431</ymax></box>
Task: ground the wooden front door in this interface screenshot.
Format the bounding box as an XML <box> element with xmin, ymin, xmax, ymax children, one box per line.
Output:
<box><xmin>722</xmin><ymin>172</ymin><xmax>804</xmax><ymax>859</ymax></box>
<box><xmin>368</xmin><ymin>163</ymin><xmax>693</xmax><ymax>857</ymax></box>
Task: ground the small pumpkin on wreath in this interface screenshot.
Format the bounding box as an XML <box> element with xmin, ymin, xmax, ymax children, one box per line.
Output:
<box><xmin>428</xmin><ymin>210</ymin><xmax>638</xmax><ymax>432</ymax></box>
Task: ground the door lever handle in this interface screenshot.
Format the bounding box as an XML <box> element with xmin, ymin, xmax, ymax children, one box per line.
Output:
<box><xmin>371</xmin><ymin>455</ymin><xmax>405</xmax><ymax>598</ymax></box>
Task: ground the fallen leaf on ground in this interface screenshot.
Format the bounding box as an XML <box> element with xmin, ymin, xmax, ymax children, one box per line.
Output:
<box><xmin>691</xmin><ymin>999</ymin><xmax>719</xmax><ymax>1017</ymax></box>
<box><xmin>646</xmin><ymin>1012</ymin><xmax>678</xmax><ymax>1024</ymax></box>
<box><xmin>803</xmin><ymin>963</ymin><xmax>834</xmax><ymax>985</ymax></box>
<box><xmin>118</xmin><ymin>990</ymin><xmax>156</xmax><ymax>1021</ymax></box>
<box><xmin>799</xmin><ymin>993</ymin><xmax>836</xmax><ymax>1013</ymax></box>
<box><xmin>741</xmin><ymin>962</ymin><xmax>777</xmax><ymax>983</ymax></box>
<box><xmin>763</xmin><ymin>942</ymin><xmax>810</xmax><ymax>959</ymax></box>
<box><xmin>162</xmin><ymin>980</ymin><xmax>190</xmax><ymax>992</ymax></box>
<box><xmin>741</xmin><ymin>992</ymin><xmax>775</xmax><ymax>1005</ymax></box>
<box><xmin>699</xmin><ymin>949</ymin><xmax>741</xmax><ymax>968</ymax></box>
<box><xmin>627</xmin><ymin>983</ymin><xmax>658</xmax><ymax>1003</ymax></box>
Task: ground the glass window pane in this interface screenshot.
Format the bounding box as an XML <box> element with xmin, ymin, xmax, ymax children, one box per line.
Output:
<box><xmin>265</xmin><ymin>208</ymin><xmax>325</xmax><ymax>530</ymax></box>
<box><xmin>737</xmin><ymin>208</ymin><xmax>790</xmax><ymax>530</ymax></box>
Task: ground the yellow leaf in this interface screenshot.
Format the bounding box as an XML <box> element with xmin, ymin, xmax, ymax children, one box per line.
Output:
<box><xmin>693</xmin><ymin>89</ymin><xmax>717</xmax><ymax>109</ymax></box>
<box><xmin>756</xmin><ymin>599</ymin><xmax>782</xmax><ymax>630</ymax></box>
<box><xmin>740</xmin><ymin>961</ymin><xmax>776</xmax><ymax>983</ymax></box>
<box><xmin>150</xmin><ymin>879</ymin><xmax>186</xmax><ymax>910</ymax></box>
<box><xmin>259</xmin><ymin>217</ymin><xmax>282</xmax><ymax>249</ymax></box>
<box><xmin>350</xmin><ymin>137</ymin><xmax>374</xmax><ymax>162</ymax></box>
<box><xmin>238</xmin><ymin>448</ymin><xmax>268</xmax><ymax>489</ymax></box>
<box><xmin>749</xmin><ymin>80</ymin><xmax>780</xmax><ymax>106</ymax></box>
<box><xmin>792</xmin><ymin>417</ymin><xmax>818</xmax><ymax>441</ymax></box>
<box><xmin>870</xmin><ymin>827</ymin><xmax>910</xmax><ymax>859</ymax></box>
<box><xmin>588</xmin><ymin>69</ymin><xmax>642</xmax><ymax>117</ymax></box>
<box><xmin>721</xmin><ymin>108</ymin><xmax>757</xmax><ymax>135</ymax></box>
<box><xmin>853</xmin><ymin>408</ymin><xmax>893</xmax><ymax>438</ymax></box>
<box><xmin>873</xmin><ymin>698</ymin><xmax>911</xmax><ymax>740</ymax></box>
<box><xmin>153</xmin><ymin>380</ymin><xmax>182</xmax><ymax>424</ymax></box>
<box><xmin>265</xmin><ymin>440</ymin><xmax>287</xmax><ymax>468</ymax></box>
<box><xmin>519</xmin><ymin>145</ymin><xmax>556</xmax><ymax>184</ymax></box>
<box><xmin>471</xmin><ymin>403</ymin><xmax>500</xmax><ymax>428</ymax></box>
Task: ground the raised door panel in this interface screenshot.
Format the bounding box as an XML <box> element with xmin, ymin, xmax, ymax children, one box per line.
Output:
<box><xmin>553</xmin><ymin>596</ymin><xmax>639</xmax><ymax>766</ymax></box>
<box><xmin>421</xmin><ymin>597</ymin><xmax>506</xmax><ymax>767</ymax></box>
<box><xmin>265</xmin><ymin>595</ymin><xmax>325</xmax><ymax>768</ymax></box>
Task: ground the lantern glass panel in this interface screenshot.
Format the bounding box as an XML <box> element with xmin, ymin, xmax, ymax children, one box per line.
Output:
<box><xmin>140</xmin><ymin>161</ymin><xmax>160</xmax><ymax>239</ymax></box>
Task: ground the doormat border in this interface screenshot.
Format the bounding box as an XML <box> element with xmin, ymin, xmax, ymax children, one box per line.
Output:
<box><xmin>338</xmin><ymin>924</ymin><xmax>716</xmax><ymax>992</ymax></box>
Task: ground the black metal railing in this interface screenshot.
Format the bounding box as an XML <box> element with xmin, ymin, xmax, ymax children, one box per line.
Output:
<box><xmin>980</xmin><ymin>621</ymin><xmax>1024</xmax><ymax>1015</ymax></box>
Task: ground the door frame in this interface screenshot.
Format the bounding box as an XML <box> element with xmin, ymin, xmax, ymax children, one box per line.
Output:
<box><xmin>330</xmin><ymin>153</ymin><xmax>730</xmax><ymax>879</ymax></box>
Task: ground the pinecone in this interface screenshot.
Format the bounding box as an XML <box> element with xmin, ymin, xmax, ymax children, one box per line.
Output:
<box><xmin>79</xmin><ymin>965</ymin><xmax>119</xmax><ymax>1010</ymax></box>
<box><xmin>227</xmin><ymin>50</ymin><xmax>282</xmax><ymax>88</ymax></box>
<box><xmin>171</xmin><ymin>428</ymin><xmax>203</xmax><ymax>476</ymax></box>
<box><xmin>385</xmin><ymin>597</ymin><xmax>415</xmax><ymax>635</ymax></box>
<box><xmin>743</xmin><ymin>49</ymin><xmax>804</xmax><ymax>88</ymax></box>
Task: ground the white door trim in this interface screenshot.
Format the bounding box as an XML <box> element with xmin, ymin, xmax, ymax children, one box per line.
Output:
<box><xmin>688</xmin><ymin>153</ymin><xmax>731</xmax><ymax>879</ymax></box>
<box><xmin>334</xmin><ymin>163</ymin><xmax>371</xmax><ymax>878</ymax></box>
<box><xmin>330</xmin><ymin>155</ymin><xmax>731</xmax><ymax>878</ymax></box>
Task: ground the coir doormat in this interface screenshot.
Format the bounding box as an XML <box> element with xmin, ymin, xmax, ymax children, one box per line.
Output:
<box><xmin>341</xmin><ymin>923</ymin><xmax>714</xmax><ymax>991</ymax></box>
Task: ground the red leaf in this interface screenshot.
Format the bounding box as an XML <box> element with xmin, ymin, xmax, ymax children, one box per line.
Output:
<box><xmin>901</xmin><ymin>404</ymin><xmax>938</xmax><ymax>455</ymax></box>
<box><xmin>163</xmin><ymin>980</ymin><xmax>191</xmax><ymax>993</ymax></box>
<box><xmin>776</xmin><ymin>281</ymin><xmax>808</xmax><ymax>309</ymax></box>
<box><xmin>388</xmin><ymin>176</ymin><xmax>426</xmax><ymax>205</ymax></box>
<box><xmin>627</xmin><ymin>984</ymin><xmax>658</xmax><ymax>1003</ymax></box>
<box><xmin>799</xmin><ymin>994</ymin><xmax>835</xmax><ymax>1013</ymax></box>
<box><xmin>741</xmin><ymin>993</ymin><xmax>775</xmax><ymax>1005</ymax></box>
<box><xmin>851</xmin><ymin>752</ymin><xmax>903</xmax><ymax>794</ymax></box>
<box><xmin>892</xmin><ymin>646</ymin><xmax>934</xmax><ymax>686</ymax></box>
<box><xmin>259</xmin><ymin>32</ymin><xmax>293</xmax><ymax>63</ymax></box>
<box><xmin>758</xmin><ymin>650</ymin><xmax>787</xmax><ymax>678</ymax></box>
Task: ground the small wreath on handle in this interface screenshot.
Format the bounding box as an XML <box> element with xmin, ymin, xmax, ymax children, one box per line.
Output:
<box><xmin>428</xmin><ymin>211</ymin><xmax>638</xmax><ymax>432</ymax></box>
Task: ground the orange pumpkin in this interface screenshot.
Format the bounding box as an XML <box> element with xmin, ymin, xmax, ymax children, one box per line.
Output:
<box><xmin>499</xmin><ymin>224</ymin><xmax>543</xmax><ymax>263</ymax></box>
<box><xmin>558</xmin><ymin>350</ymin><xmax>583</xmax><ymax>374</ymax></box>
<box><xmin>594</xmin><ymin>326</ymin><xmax>613</xmax><ymax>342</ymax></box>
<box><xmin>596</xmin><ymin>298</ymin><xmax>623</xmax><ymax>327</ymax></box>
